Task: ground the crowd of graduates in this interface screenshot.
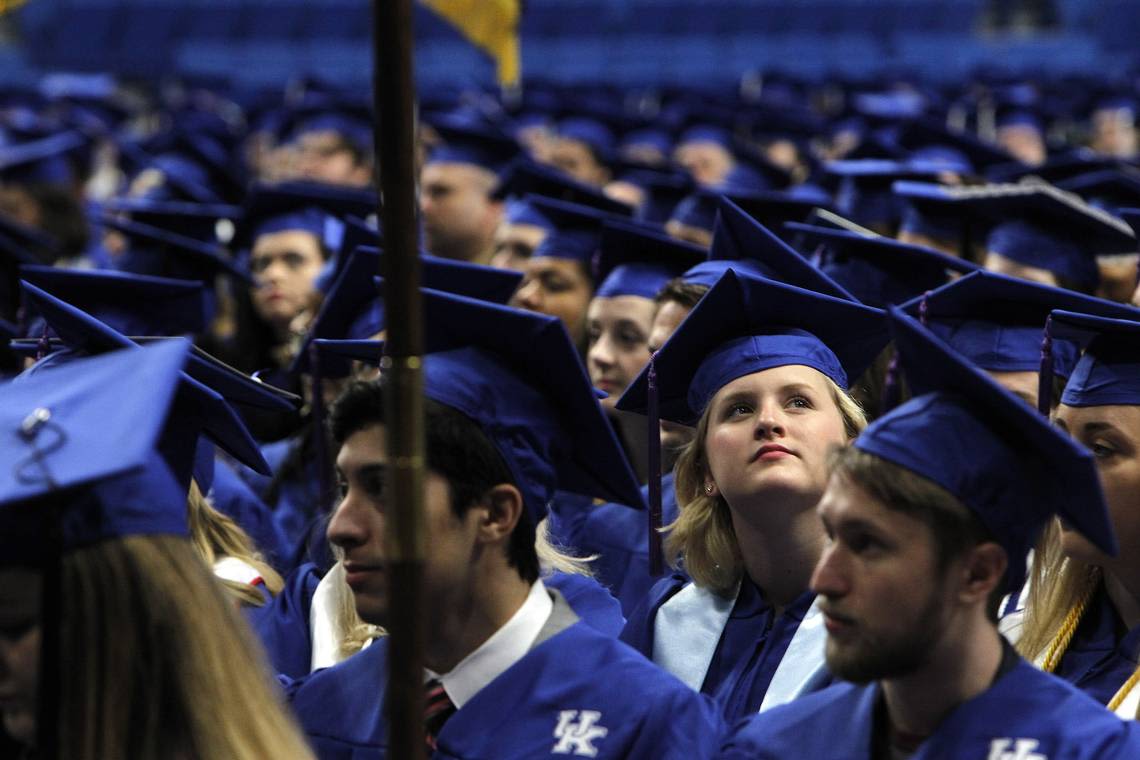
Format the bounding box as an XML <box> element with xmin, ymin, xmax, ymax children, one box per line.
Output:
<box><xmin>7</xmin><ymin>67</ymin><xmax>1140</xmax><ymax>757</ymax></box>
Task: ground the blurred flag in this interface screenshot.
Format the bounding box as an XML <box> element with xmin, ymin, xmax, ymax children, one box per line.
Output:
<box><xmin>419</xmin><ymin>0</ymin><xmax>521</xmax><ymax>87</ymax></box>
<box><xmin>0</xmin><ymin>0</ymin><xmax>29</xmax><ymax>15</ymax></box>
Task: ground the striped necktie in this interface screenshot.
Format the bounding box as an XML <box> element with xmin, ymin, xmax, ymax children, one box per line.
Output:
<box><xmin>424</xmin><ymin>677</ymin><xmax>457</xmax><ymax>752</ymax></box>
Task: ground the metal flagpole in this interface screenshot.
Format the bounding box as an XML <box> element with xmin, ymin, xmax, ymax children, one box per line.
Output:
<box><xmin>371</xmin><ymin>1</ymin><xmax>426</xmax><ymax>758</ymax></box>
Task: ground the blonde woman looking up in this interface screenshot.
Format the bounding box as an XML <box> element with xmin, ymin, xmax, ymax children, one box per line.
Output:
<box><xmin>616</xmin><ymin>270</ymin><xmax>887</xmax><ymax>724</ymax></box>
<box><xmin>1012</xmin><ymin>309</ymin><xmax>1140</xmax><ymax>719</ymax></box>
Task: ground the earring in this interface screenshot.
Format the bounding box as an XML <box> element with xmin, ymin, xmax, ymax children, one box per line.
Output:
<box><xmin>704</xmin><ymin>483</ymin><xmax>714</xmax><ymax>495</ymax></box>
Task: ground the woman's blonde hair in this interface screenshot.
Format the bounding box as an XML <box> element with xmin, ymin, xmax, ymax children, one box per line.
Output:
<box><xmin>667</xmin><ymin>375</ymin><xmax>867</xmax><ymax>596</ymax></box>
<box><xmin>332</xmin><ymin>517</ymin><xmax>593</xmax><ymax>661</ymax></box>
<box><xmin>188</xmin><ymin>481</ymin><xmax>284</xmax><ymax>606</ymax></box>
<box><xmin>57</xmin><ymin>534</ymin><xmax>316</xmax><ymax>759</ymax></box>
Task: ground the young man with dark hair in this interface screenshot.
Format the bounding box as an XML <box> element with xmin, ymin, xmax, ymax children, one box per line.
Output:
<box><xmin>286</xmin><ymin>288</ymin><xmax>723</xmax><ymax>759</ymax></box>
<box><xmin>718</xmin><ymin>309</ymin><xmax>1140</xmax><ymax>759</ymax></box>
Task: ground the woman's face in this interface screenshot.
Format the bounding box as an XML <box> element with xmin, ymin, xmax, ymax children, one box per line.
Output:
<box><xmin>704</xmin><ymin>365</ymin><xmax>848</xmax><ymax>512</ymax></box>
<box><xmin>0</xmin><ymin>569</ymin><xmax>41</xmax><ymax>747</ymax></box>
<box><xmin>249</xmin><ymin>229</ymin><xmax>326</xmax><ymax>332</ymax></box>
<box><xmin>586</xmin><ymin>295</ymin><xmax>656</xmax><ymax>409</ymax></box>
<box><xmin>511</xmin><ymin>258</ymin><xmax>594</xmax><ymax>349</ymax></box>
<box><xmin>1055</xmin><ymin>404</ymin><xmax>1140</xmax><ymax>570</ymax></box>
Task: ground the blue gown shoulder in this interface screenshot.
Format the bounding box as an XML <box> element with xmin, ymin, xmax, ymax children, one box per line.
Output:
<box><xmin>618</xmin><ymin>572</ymin><xmax>690</xmax><ymax>658</ymax></box>
<box><xmin>543</xmin><ymin>571</ymin><xmax>625</xmax><ymax>636</ymax></box>
<box><xmin>247</xmin><ymin>562</ymin><xmax>322</xmax><ymax>680</ymax></box>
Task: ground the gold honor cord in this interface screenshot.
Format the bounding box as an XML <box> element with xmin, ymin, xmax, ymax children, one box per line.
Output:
<box><xmin>1042</xmin><ymin>567</ymin><xmax>1140</xmax><ymax>715</ymax></box>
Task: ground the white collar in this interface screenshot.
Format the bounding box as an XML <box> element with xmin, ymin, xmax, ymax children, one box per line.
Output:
<box><xmin>427</xmin><ymin>579</ymin><xmax>552</xmax><ymax>709</ymax></box>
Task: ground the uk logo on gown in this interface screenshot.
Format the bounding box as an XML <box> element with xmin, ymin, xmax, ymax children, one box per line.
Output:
<box><xmin>988</xmin><ymin>738</ymin><xmax>1047</xmax><ymax>760</ymax></box>
<box><xmin>552</xmin><ymin>710</ymin><xmax>609</xmax><ymax>756</ymax></box>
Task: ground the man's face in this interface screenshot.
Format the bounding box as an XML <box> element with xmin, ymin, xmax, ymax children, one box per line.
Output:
<box><xmin>295</xmin><ymin>131</ymin><xmax>372</xmax><ymax>188</ymax></box>
<box><xmin>249</xmin><ymin>229</ymin><xmax>326</xmax><ymax>331</ymax></box>
<box><xmin>812</xmin><ymin>473</ymin><xmax>954</xmax><ymax>684</ymax></box>
<box><xmin>674</xmin><ymin>141</ymin><xmax>735</xmax><ymax>187</ymax></box>
<box><xmin>547</xmin><ymin>139</ymin><xmax>609</xmax><ymax>188</ymax></box>
<box><xmin>327</xmin><ymin>424</ymin><xmax>480</xmax><ymax>625</ymax></box>
<box><xmin>419</xmin><ymin>162</ymin><xmax>501</xmax><ymax>263</ymax></box>
<box><xmin>490</xmin><ymin>221</ymin><xmax>547</xmax><ymax>272</ymax></box>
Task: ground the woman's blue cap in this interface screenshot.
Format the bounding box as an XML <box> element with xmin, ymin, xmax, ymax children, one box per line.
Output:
<box><xmin>593</xmin><ymin>221</ymin><xmax>705</xmax><ymax>300</ymax></box>
<box><xmin>787</xmin><ymin>222</ymin><xmax>979</xmax><ymax>308</ymax></box>
<box><xmin>618</xmin><ymin>269</ymin><xmax>888</xmax><ymax>425</ymax></box>
<box><xmin>899</xmin><ymin>269</ymin><xmax>1140</xmax><ymax>376</ymax></box>
<box><xmin>682</xmin><ymin>198</ymin><xmax>856</xmax><ymax>300</ymax></box>
<box><xmin>0</xmin><ymin>341</ymin><xmax>192</xmax><ymax>561</ymax></box>
<box><xmin>239</xmin><ymin>180</ymin><xmax>378</xmax><ymax>251</ymax></box>
<box><xmin>855</xmin><ymin>307</ymin><xmax>1116</xmax><ymax>592</ymax></box>
<box><xmin>1046</xmin><ymin>309</ymin><xmax>1140</xmax><ymax>408</ymax></box>
<box><xmin>893</xmin><ymin>180</ymin><xmax>1136</xmax><ymax>292</ymax></box>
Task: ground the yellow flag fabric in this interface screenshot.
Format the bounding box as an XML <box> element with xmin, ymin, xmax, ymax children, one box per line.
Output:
<box><xmin>0</xmin><ymin>0</ymin><xmax>29</xmax><ymax>15</ymax></box>
<box><xmin>420</xmin><ymin>0</ymin><xmax>521</xmax><ymax>87</ymax></box>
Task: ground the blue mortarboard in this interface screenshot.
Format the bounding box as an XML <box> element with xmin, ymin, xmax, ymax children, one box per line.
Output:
<box><xmin>1044</xmin><ymin>309</ymin><xmax>1140</xmax><ymax>409</ymax></box>
<box><xmin>626</xmin><ymin>170</ymin><xmax>695</xmax><ymax>226</ymax></box>
<box><xmin>292</xmin><ymin>245</ymin><xmax>522</xmax><ymax>375</ymax></box>
<box><xmin>986</xmin><ymin>149</ymin><xmax>1128</xmax><ymax>184</ymax></box>
<box><xmin>668</xmin><ymin>188</ymin><xmax>721</xmax><ymax>236</ymax></box>
<box><xmin>100</xmin><ymin>198</ymin><xmax>242</xmax><ymax>245</ymax></box>
<box><xmin>0</xmin><ymin>341</ymin><xmax>193</xmax><ymax>561</ymax></box>
<box><xmin>722</xmin><ymin>186</ymin><xmax>834</xmax><ymax>243</ymax></box>
<box><xmin>18</xmin><ymin>282</ymin><xmax>272</xmax><ymax>489</ymax></box>
<box><xmin>1057</xmin><ymin>169</ymin><xmax>1140</xmax><ymax>214</ymax></box>
<box><xmin>826</xmin><ymin>159</ymin><xmax>962</xmax><ymax>230</ymax></box>
<box><xmin>527</xmin><ymin>196</ymin><xmax>615</xmax><ymax>265</ymax></box>
<box><xmin>893</xmin><ymin>118</ymin><xmax>1019</xmax><ymax>174</ymax></box>
<box><xmin>503</xmin><ymin>197</ymin><xmax>555</xmax><ymax>229</ymax></box>
<box><xmin>324</xmin><ymin>214</ymin><xmax>385</xmax><ymax>289</ymax></box>
<box><xmin>683</xmin><ymin>198</ymin><xmax>856</xmax><ymax>300</ymax></box>
<box><xmin>426</xmin><ymin>120</ymin><xmax>520</xmax><ymax>174</ymax></box>
<box><xmin>619</xmin><ymin>128</ymin><xmax>674</xmax><ymax>162</ymax></box>
<box><xmin>618</xmin><ymin>269</ymin><xmax>888</xmax><ymax>424</ymax></box>
<box><xmin>284</xmin><ymin>98</ymin><xmax>373</xmax><ymax>154</ymax></box>
<box><xmin>786</xmin><ymin>222</ymin><xmax>980</xmax><ymax>307</ymax></box>
<box><xmin>492</xmin><ymin>158</ymin><xmax>634</xmax><ymax>216</ymax></box>
<box><xmin>593</xmin><ymin>221</ymin><xmax>705</xmax><ymax>300</ymax></box>
<box><xmin>899</xmin><ymin>269</ymin><xmax>1140</xmax><ymax>385</ymax></box>
<box><xmin>99</xmin><ymin>213</ymin><xmax>251</xmax><ymax>285</ymax></box>
<box><xmin>895</xmin><ymin>180</ymin><xmax>1136</xmax><ymax>293</ymax></box>
<box><xmin>19</xmin><ymin>265</ymin><xmax>209</xmax><ymax>337</ymax></box>
<box><xmin>238</xmin><ymin>180</ymin><xmax>378</xmax><ymax>251</ymax></box>
<box><xmin>0</xmin><ymin>130</ymin><xmax>89</xmax><ymax>185</ymax></box>
<box><xmin>137</xmin><ymin>129</ymin><xmax>244</xmax><ymax>204</ymax></box>
<box><xmin>856</xmin><ymin>308</ymin><xmax>1116</xmax><ymax>592</ymax></box>
<box><xmin>338</xmin><ymin>286</ymin><xmax>644</xmax><ymax>519</ymax></box>
<box><xmin>557</xmin><ymin>117</ymin><xmax>616</xmax><ymax>164</ymax></box>
<box><xmin>677</xmin><ymin>124</ymin><xmax>734</xmax><ymax>151</ymax></box>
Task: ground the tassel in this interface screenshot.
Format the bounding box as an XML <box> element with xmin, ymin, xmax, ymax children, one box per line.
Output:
<box><xmin>1037</xmin><ymin>315</ymin><xmax>1054</xmax><ymax>417</ymax></box>
<box><xmin>647</xmin><ymin>357</ymin><xmax>664</xmax><ymax>577</ymax></box>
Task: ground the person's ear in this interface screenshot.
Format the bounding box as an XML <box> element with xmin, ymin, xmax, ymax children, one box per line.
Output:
<box><xmin>957</xmin><ymin>542</ymin><xmax>1007</xmax><ymax>607</ymax></box>
<box><xmin>476</xmin><ymin>483</ymin><xmax>525</xmax><ymax>544</ymax></box>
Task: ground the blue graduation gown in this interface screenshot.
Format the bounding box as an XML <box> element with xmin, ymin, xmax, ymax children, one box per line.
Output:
<box><xmin>621</xmin><ymin>574</ymin><xmax>822</xmax><ymax>723</ymax></box>
<box><xmin>1054</xmin><ymin>584</ymin><xmax>1140</xmax><ymax>706</ymax></box>
<box><xmin>287</xmin><ymin>620</ymin><xmax>725</xmax><ymax>759</ymax></box>
<box><xmin>246</xmin><ymin>562</ymin><xmax>322</xmax><ymax>680</ymax></box>
<box><xmin>543</xmin><ymin>572</ymin><xmax>625</xmax><ymax>636</ymax></box>
<box><xmin>717</xmin><ymin>658</ymin><xmax>1140</xmax><ymax>759</ymax></box>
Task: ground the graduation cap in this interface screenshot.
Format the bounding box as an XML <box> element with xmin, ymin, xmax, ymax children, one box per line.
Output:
<box><xmin>99</xmin><ymin>212</ymin><xmax>250</xmax><ymax>286</ymax></box>
<box><xmin>282</xmin><ymin>96</ymin><xmax>374</xmax><ymax>154</ymax></box>
<box><xmin>527</xmin><ymin>196</ymin><xmax>616</xmax><ymax>266</ymax></box>
<box><xmin>1057</xmin><ymin>169</ymin><xmax>1140</xmax><ymax>213</ymax></box>
<box><xmin>624</xmin><ymin>169</ymin><xmax>695</xmax><ymax>226</ymax></box>
<box><xmin>326</xmin><ymin>286</ymin><xmax>646</xmax><ymax>520</ymax></box>
<box><xmin>985</xmin><ymin>148</ymin><xmax>1130</xmax><ymax>184</ymax></box>
<box><xmin>855</xmin><ymin>307</ymin><xmax>1116</xmax><ymax>592</ymax></box>
<box><xmin>502</xmin><ymin>196</ymin><xmax>555</xmax><ymax>230</ymax></box>
<box><xmin>492</xmin><ymin>158</ymin><xmax>634</xmax><ymax>216</ymax></box>
<box><xmin>667</xmin><ymin>187</ymin><xmax>722</xmax><ymax>238</ymax></box>
<box><xmin>786</xmin><ymin>222</ymin><xmax>980</xmax><ymax>307</ymax></box>
<box><xmin>899</xmin><ymin>269</ymin><xmax>1140</xmax><ymax>414</ymax></box>
<box><xmin>893</xmin><ymin>118</ymin><xmax>1019</xmax><ymax>174</ymax></box>
<box><xmin>18</xmin><ymin>265</ymin><xmax>209</xmax><ymax>337</ymax></box>
<box><xmin>138</xmin><ymin>130</ymin><xmax>244</xmax><ymax>204</ymax></box>
<box><xmin>618</xmin><ymin>269</ymin><xmax>887</xmax><ymax>425</ymax></box>
<box><xmin>593</xmin><ymin>221</ymin><xmax>705</xmax><ymax>300</ymax></box>
<box><xmin>1042</xmin><ymin>309</ymin><xmax>1140</xmax><ymax>410</ymax></box>
<box><xmin>0</xmin><ymin>340</ymin><xmax>194</xmax><ymax>559</ymax></box>
<box><xmin>894</xmin><ymin>180</ymin><xmax>1136</xmax><ymax>293</ymax></box>
<box><xmin>556</xmin><ymin>117</ymin><xmax>617</xmax><ymax>164</ymax></box>
<box><xmin>426</xmin><ymin>119</ymin><xmax>520</xmax><ymax>174</ymax></box>
<box><xmin>683</xmin><ymin>198</ymin><xmax>856</xmax><ymax>300</ymax></box>
<box><xmin>236</xmin><ymin>180</ymin><xmax>378</xmax><ymax>253</ymax></box>
<box><xmin>0</xmin><ymin>130</ymin><xmax>89</xmax><ymax>186</ymax></box>
<box><xmin>722</xmin><ymin>186</ymin><xmax>834</xmax><ymax>243</ymax></box>
<box><xmin>99</xmin><ymin>197</ymin><xmax>242</xmax><ymax>245</ymax></box>
<box><xmin>18</xmin><ymin>281</ymin><xmax>272</xmax><ymax>490</ymax></box>
<box><xmin>825</xmin><ymin>159</ymin><xmax>962</xmax><ymax>230</ymax></box>
<box><xmin>324</xmin><ymin>214</ymin><xmax>384</xmax><ymax>289</ymax></box>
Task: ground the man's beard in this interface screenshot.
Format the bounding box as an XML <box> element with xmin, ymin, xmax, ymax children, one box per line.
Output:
<box><xmin>823</xmin><ymin>585</ymin><xmax>947</xmax><ymax>684</ymax></box>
